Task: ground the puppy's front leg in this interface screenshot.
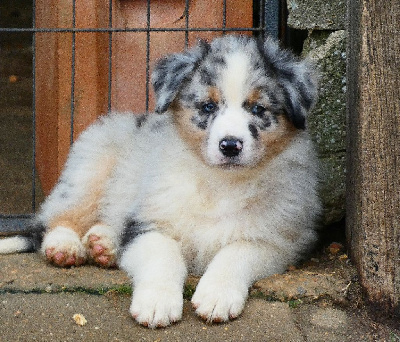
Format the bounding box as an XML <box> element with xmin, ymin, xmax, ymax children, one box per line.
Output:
<box><xmin>192</xmin><ymin>242</ymin><xmax>287</xmax><ymax>323</ymax></box>
<box><xmin>119</xmin><ymin>231</ymin><xmax>187</xmax><ymax>328</ymax></box>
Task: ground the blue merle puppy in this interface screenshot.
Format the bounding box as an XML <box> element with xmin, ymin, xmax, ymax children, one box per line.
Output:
<box><xmin>0</xmin><ymin>35</ymin><xmax>321</xmax><ymax>328</ymax></box>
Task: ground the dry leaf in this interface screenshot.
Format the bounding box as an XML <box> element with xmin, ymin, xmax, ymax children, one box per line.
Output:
<box><xmin>9</xmin><ymin>75</ymin><xmax>18</xmax><ymax>83</ymax></box>
<box><xmin>328</xmin><ymin>242</ymin><xmax>344</xmax><ymax>255</ymax></box>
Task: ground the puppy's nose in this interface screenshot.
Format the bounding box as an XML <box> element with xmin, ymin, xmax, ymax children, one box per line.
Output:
<box><xmin>219</xmin><ymin>137</ymin><xmax>243</xmax><ymax>157</ymax></box>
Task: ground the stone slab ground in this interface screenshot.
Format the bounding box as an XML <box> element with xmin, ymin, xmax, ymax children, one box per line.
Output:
<box><xmin>1</xmin><ymin>253</ymin><xmax>398</xmax><ymax>342</ymax></box>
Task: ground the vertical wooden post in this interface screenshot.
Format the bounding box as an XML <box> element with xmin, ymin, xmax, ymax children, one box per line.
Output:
<box><xmin>347</xmin><ymin>0</ymin><xmax>400</xmax><ymax>314</ymax></box>
<box><xmin>35</xmin><ymin>0</ymin><xmax>110</xmax><ymax>195</ymax></box>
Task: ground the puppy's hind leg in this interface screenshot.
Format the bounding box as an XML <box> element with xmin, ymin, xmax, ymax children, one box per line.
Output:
<box><xmin>40</xmin><ymin>191</ymin><xmax>104</xmax><ymax>267</ymax></box>
<box><xmin>41</xmin><ymin>226</ymin><xmax>86</xmax><ymax>267</ymax></box>
<box><xmin>38</xmin><ymin>133</ymin><xmax>118</xmax><ymax>267</ymax></box>
<box><xmin>39</xmin><ymin>161</ymin><xmax>114</xmax><ymax>268</ymax></box>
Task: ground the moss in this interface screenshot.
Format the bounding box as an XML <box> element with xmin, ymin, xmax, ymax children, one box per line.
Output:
<box><xmin>390</xmin><ymin>332</ymin><xmax>400</xmax><ymax>342</ymax></box>
<box><xmin>105</xmin><ymin>284</ymin><xmax>133</xmax><ymax>296</ymax></box>
<box><xmin>183</xmin><ymin>283</ymin><xmax>196</xmax><ymax>300</ymax></box>
<box><xmin>288</xmin><ymin>299</ymin><xmax>303</xmax><ymax>309</ymax></box>
<box><xmin>39</xmin><ymin>284</ymin><xmax>134</xmax><ymax>296</ymax></box>
<box><xmin>250</xmin><ymin>290</ymin><xmax>283</xmax><ymax>302</ymax></box>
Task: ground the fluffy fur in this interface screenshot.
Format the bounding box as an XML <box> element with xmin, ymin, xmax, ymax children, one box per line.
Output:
<box><xmin>0</xmin><ymin>35</ymin><xmax>321</xmax><ymax>328</ymax></box>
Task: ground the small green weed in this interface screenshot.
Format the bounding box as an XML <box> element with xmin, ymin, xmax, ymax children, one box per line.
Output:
<box><xmin>59</xmin><ymin>284</ymin><xmax>132</xmax><ymax>296</ymax></box>
<box><xmin>107</xmin><ymin>284</ymin><xmax>133</xmax><ymax>295</ymax></box>
<box><xmin>288</xmin><ymin>299</ymin><xmax>303</xmax><ymax>309</ymax></box>
<box><xmin>390</xmin><ymin>332</ymin><xmax>400</xmax><ymax>342</ymax></box>
<box><xmin>183</xmin><ymin>284</ymin><xmax>196</xmax><ymax>300</ymax></box>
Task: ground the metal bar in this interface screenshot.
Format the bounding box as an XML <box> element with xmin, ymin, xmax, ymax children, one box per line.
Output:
<box><xmin>31</xmin><ymin>0</ymin><xmax>37</xmax><ymax>212</ymax></box>
<box><xmin>70</xmin><ymin>0</ymin><xmax>77</xmax><ymax>144</ymax></box>
<box><xmin>145</xmin><ymin>0</ymin><xmax>151</xmax><ymax>113</ymax></box>
<box><xmin>0</xmin><ymin>216</ymin><xmax>35</xmax><ymax>236</ymax></box>
<box><xmin>222</xmin><ymin>0</ymin><xmax>227</xmax><ymax>34</ymax></box>
<box><xmin>107</xmin><ymin>0</ymin><xmax>113</xmax><ymax>112</ymax></box>
<box><xmin>264</xmin><ymin>0</ymin><xmax>280</xmax><ymax>38</ymax></box>
<box><xmin>0</xmin><ymin>27</ymin><xmax>265</xmax><ymax>33</ymax></box>
<box><xmin>185</xmin><ymin>0</ymin><xmax>190</xmax><ymax>48</ymax></box>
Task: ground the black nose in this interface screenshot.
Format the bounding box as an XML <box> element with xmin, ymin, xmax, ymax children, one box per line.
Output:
<box><xmin>219</xmin><ymin>138</ymin><xmax>243</xmax><ymax>157</ymax></box>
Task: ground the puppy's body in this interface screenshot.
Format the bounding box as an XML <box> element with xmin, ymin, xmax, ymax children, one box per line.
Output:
<box><xmin>0</xmin><ymin>36</ymin><xmax>321</xmax><ymax>328</ymax></box>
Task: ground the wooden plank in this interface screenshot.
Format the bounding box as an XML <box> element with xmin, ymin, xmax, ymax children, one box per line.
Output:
<box><xmin>347</xmin><ymin>0</ymin><xmax>400</xmax><ymax>315</ymax></box>
<box><xmin>35</xmin><ymin>0</ymin><xmax>109</xmax><ymax>194</ymax></box>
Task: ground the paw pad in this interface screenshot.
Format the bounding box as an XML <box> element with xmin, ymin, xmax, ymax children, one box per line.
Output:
<box><xmin>41</xmin><ymin>227</ymin><xmax>87</xmax><ymax>267</ymax></box>
<box><xmin>45</xmin><ymin>247</ymin><xmax>85</xmax><ymax>267</ymax></box>
<box><xmin>86</xmin><ymin>234</ymin><xmax>117</xmax><ymax>268</ymax></box>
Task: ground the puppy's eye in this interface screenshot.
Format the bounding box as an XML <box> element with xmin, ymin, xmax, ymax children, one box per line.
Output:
<box><xmin>201</xmin><ymin>101</ymin><xmax>218</xmax><ymax>114</ymax></box>
<box><xmin>251</xmin><ymin>104</ymin><xmax>266</xmax><ymax>116</ymax></box>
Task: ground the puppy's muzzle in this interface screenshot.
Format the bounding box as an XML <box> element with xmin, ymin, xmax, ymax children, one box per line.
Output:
<box><xmin>219</xmin><ymin>137</ymin><xmax>243</xmax><ymax>157</ymax></box>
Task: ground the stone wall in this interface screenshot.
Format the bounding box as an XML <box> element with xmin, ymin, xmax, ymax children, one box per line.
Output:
<box><xmin>286</xmin><ymin>0</ymin><xmax>347</xmax><ymax>226</ymax></box>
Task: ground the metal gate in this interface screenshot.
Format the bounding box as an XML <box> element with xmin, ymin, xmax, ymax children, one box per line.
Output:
<box><xmin>0</xmin><ymin>0</ymin><xmax>280</xmax><ymax>236</ymax></box>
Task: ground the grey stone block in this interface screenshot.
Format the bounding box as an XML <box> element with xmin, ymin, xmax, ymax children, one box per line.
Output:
<box><xmin>287</xmin><ymin>0</ymin><xmax>347</xmax><ymax>30</ymax></box>
<box><xmin>305</xmin><ymin>30</ymin><xmax>347</xmax><ymax>226</ymax></box>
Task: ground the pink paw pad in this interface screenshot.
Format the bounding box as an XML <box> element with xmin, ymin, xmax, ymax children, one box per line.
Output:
<box><xmin>45</xmin><ymin>248</ymin><xmax>85</xmax><ymax>267</ymax></box>
<box><xmin>87</xmin><ymin>234</ymin><xmax>116</xmax><ymax>268</ymax></box>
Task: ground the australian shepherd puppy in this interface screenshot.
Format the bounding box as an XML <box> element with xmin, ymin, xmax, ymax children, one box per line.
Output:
<box><xmin>0</xmin><ymin>35</ymin><xmax>320</xmax><ymax>328</ymax></box>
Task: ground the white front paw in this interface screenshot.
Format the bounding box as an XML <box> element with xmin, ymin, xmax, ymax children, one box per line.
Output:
<box><xmin>191</xmin><ymin>279</ymin><xmax>247</xmax><ymax>323</ymax></box>
<box><xmin>129</xmin><ymin>285</ymin><xmax>183</xmax><ymax>328</ymax></box>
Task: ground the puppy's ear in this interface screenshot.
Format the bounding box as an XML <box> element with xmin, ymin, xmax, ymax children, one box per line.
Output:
<box><xmin>260</xmin><ymin>37</ymin><xmax>318</xmax><ymax>129</ymax></box>
<box><xmin>152</xmin><ymin>40</ymin><xmax>210</xmax><ymax>114</ymax></box>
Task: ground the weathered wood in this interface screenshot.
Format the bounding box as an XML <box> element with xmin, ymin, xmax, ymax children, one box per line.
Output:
<box><xmin>35</xmin><ymin>0</ymin><xmax>110</xmax><ymax>195</ymax></box>
<box><xmin>347</xmin><ymin>0</ymin><xmax>400</xmax><ymax>314</ymax></box>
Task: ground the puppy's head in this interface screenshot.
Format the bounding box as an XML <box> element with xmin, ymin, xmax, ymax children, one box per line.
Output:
<box><xmin>151</xmin><ymin>35</ymin><xmax>318</xmax><ymax>168</ymax></box>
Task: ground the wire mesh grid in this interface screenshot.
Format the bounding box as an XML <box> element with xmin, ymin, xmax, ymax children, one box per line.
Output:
<box><xmin>0</xmin><ymin>0</ymin><xmax>279</xmax><ymax>234</ymax></box>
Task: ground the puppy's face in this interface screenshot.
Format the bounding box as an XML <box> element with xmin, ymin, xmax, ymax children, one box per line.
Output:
<box><xmin>172</xmin><ymin>47</ymin><xmax>297</xmax><ymax>168</ymax></box>
<box><xmin>152</xmin><ymin>36</ymin><xmax>317</xmax><ymax>168</ymax></box>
